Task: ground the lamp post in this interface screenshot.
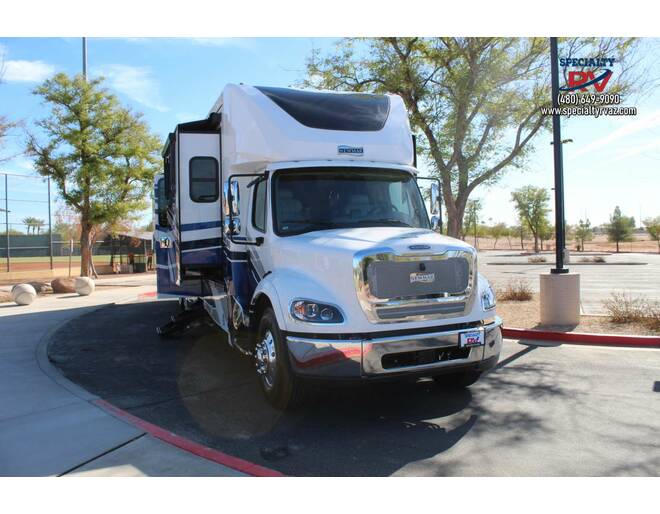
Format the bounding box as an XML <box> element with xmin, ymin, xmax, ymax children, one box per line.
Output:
<box><xmin>2</xmin><ymin>174</ymin><xmax>9</xmax><ymax>271</ymax></box>
<box><xmin>539</xmin><ymin>37</ymin><xmax>580</xmax><ymax>327</ymax></box>
<box><xmin>82</xmin><ymin>37</ymin><xmax>87</xmax><ymax>79</ymax></box>
<box><xmin>550</xmin><ymin>37</ymin><xmax>568</xmax><ymax>274</ymax></box>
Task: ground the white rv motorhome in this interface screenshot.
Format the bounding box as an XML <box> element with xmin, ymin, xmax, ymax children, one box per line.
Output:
<box><xmin>154</xmin><ymin>84</ymin><xmax>502</xmax><ymax>409</ymax></box>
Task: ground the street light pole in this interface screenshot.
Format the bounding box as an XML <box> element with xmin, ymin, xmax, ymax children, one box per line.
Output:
<box><xmin>4</xmin><ymin>174</ymin><xmax>9</xmax><ymax>272</ymax></box>
<box><xmin>550</xmin><ymin>37</ymin><xmax>568</xmax><ymax>274</ymax></box>
<box><xmin>82</xmin><ymin>37</ymin><xmax>87</xmax><ymax>80</ymax></box>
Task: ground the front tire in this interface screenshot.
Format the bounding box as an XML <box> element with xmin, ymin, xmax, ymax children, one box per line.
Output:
<box><xmin>254</xmin><ymin>308</ymin><xmax>304</xmax><ymax>410</ymax></box>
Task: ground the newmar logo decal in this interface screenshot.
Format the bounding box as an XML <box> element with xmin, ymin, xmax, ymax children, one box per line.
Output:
<box><xmin>338</xmin><ymin>145</ymin><xmax>364</xmax><ymax>155</ymax></box>
<box><xmin>410</xmin><ymin>272</ymin><xmax>435</xmax><ymax>284</ymax></box>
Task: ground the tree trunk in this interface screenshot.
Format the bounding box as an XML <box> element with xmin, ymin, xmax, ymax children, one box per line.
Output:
<box><xmin>80</xmin><ymin>223</ymin><xmax>93</xmax><ymax>277</ymax></box>
<box><xmin>616</xmin><ymin>240</ymin><xmax>620</xmax><ymax>253</ymax></box>
<box><xmin>534</xmin><ymin>235</ymin><xmax>539</xmax><ymax>253</ymax></box>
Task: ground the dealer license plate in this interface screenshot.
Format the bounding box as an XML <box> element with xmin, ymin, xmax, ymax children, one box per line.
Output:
<box><xmin>459</xmin><ymin>329</ymin><xmax>484</xmax><ymax>348</ymax></box>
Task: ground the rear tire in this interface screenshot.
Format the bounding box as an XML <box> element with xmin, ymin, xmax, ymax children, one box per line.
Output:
<box><xmin>432</xmin><ymin>370</ymin><xmax>482</xmax><ymax>388</ymax></box>
<box><xmin>254</xmin><ymin>308</ymin><xmax>305</xmax><ymax>410</ymax></box>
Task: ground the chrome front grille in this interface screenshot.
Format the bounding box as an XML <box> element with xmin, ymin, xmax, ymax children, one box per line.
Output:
<box><xmin>353</xmin><ymin>247</ymin><xmax>476</xmax><ymax>323</ymax></box>
<box><xmin>366</xmin><ymin>257</ymin><xmax>470</xmax><ymax>299</ymax></box>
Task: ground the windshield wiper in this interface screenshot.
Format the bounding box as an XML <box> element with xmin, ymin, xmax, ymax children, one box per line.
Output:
<box><xmin>355</xmin><ymin>218</ymin><xmax>412</xmax><ymax>227</ymax></box>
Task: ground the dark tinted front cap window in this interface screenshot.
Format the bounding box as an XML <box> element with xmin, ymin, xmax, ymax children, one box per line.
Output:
<box><xmin>255</xmin><ymin>86</ymin><xmax>390</xmax><ymax>132</ymax></box>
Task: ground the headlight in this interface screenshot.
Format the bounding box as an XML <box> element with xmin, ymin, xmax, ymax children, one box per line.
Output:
<box><xmin>290</xmin><ymin>299</ymin><xmax>344</xmax><ymax>323</ymax></box>
<box><xmin>481</xmin><ymin>285</ymin><xmax>496</xmax><ymax>311</ymax></box>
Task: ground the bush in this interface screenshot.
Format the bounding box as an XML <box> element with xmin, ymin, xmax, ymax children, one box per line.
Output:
<box><xmin>603</xmin><ymin>293</ymin><xmax>660</xmax><ymax>332</ymax></box>
<box><xmin>579</xmin><ymin>256</ymin><xmax>606</xmax><ymax>263</ymax></box>
<box><xmin>497</xmin><ymin>279</ymin><xmax>533</xmax><ymax>301</ymax></box>
<box><xmin>528</xmin><ymin>256</ymin><xmax>546</xmax><ymax>263</ymax></box>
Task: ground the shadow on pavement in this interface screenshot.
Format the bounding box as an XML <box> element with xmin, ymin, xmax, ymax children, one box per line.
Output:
<box><xmin>48</xmin><ymin>300</ymin><xmax>565</xmax><ymax>476</ymax></box>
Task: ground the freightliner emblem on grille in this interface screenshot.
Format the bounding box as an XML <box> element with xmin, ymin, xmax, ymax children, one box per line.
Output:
<box><xmin>410</xmin><ymin>272</ymin><xmax>436</xmax><ymax>284</ymax></box>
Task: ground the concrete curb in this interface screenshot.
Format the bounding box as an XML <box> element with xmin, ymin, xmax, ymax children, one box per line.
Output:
<box><xmin>93</xmin><ymin>399</ymin><xmax>285</xmax><ymax>477</ymax></box>
<box><xmin>502</xmin><ymin>327</ymin><xmax>660</xmax><ymax>348</ymax></box>
<box><xmin>41</xmin><ymin>294</ymin><xmax>285</xmax><ymax>478</ymax></box>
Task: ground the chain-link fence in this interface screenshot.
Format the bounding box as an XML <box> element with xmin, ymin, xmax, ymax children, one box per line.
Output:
<box><xmin>1</xmin><ymin>171</ymin><xmax>153</xmax><ymax>276</ymax></box>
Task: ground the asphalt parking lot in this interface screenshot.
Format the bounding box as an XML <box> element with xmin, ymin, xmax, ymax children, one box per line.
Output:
<box><xmin>48</xmin><ymin>300</ymin><xmax>660</xmax><ymax>476</ymax></box>
<box><xmin>479</xmin><ymin>251</ymin><xmax>660</xmax><ymax>314</ymax></box>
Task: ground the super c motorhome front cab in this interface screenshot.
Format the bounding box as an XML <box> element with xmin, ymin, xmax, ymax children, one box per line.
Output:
<box><xmin>153</xmin><ymin>84</ymin><xmax>502</xmax><ymax>409</ymax></box>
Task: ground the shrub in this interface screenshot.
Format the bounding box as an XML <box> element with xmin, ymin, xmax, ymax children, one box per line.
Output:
<box><xmin>528</xmin><ymin>256</ymin><xmax>546</xmax><ymax>263</ymax></box>
<box><xmin>579</xmin><ymin>256</ymin><xmax>606</xmax><ymax>263</ymax></box>
<box><xmin>497</xmin><ymin>278</ymin><xmax>533</xmax><ymax>301</ymax></box>
<box><xmin>603</xmin><ymin>293</ymin><xmax>660</xmax><ymax>332</ymax></box>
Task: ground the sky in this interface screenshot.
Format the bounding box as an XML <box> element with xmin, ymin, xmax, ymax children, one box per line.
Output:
<box><xmin>1</xmin><ymin>37</ymin><xmax>659</xmax><ymax>233</ymax></box>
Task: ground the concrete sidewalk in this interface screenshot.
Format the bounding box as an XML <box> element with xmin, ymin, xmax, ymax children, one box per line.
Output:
<box><xmin>0</xmin><ymin>281</ymin><xmax>244</xmax><ymax>476</ymax></box>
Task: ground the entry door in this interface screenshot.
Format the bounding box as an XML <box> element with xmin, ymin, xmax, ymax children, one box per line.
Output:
<box><xmin>177</xmin><ymin>131</ymin><xmax>222</xmax><ymax>270</ymax></box>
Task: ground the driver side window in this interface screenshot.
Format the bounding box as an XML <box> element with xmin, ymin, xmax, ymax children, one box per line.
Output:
<box><xmin>252</xmin><ymin>179</ymin><xmax>267</xmax><ymax>233</ymax></box>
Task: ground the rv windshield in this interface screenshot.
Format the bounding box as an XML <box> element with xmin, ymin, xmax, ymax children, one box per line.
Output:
<box><xmin>273</xmin><ymin>168</ymin><xmax>430</xmax><ymax>236</ymax></box>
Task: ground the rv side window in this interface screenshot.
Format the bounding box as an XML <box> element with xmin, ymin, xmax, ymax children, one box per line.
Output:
<box><xmin>189</xmin><ymin>157</ymin><xmax>219</xmax><ymax>203</ymax></box>
<box><xmin>156</xmin><ymin>177</ymin><xmax>169</xmax><ymax>227</ymax></box>
<box><xmin>252</xmin><ymin>179</ymin><xmax>267</xmax><ymax>233</ymax></box>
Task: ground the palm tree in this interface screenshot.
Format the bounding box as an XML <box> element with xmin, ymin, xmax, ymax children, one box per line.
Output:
<box><xmin>22</xmin><ymin>216</ymin><xmax>38</xmax><ymax>235</ymax></box>
<box><xmin>34</xmin><ymin>218</ymin><xmax>45</xmax><ymax>234</ymax></box>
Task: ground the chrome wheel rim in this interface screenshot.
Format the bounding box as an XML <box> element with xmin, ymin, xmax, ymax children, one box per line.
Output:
<box><xmin>255</xmin><ymin>330</ymin><xmax>277</xmax><ymax>391</ymax></box>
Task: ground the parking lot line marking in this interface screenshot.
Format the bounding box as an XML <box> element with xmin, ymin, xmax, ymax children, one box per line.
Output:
<box><xmin>92</xmin><ymin>399</ymin><xmax>285</xmax><ymax>477</ymax></box>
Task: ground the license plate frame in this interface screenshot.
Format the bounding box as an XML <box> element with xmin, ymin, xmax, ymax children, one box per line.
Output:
<box><xmin>459</xmin><ymin>329</ymin><xmax>484</xmax><ymax>348</ymax></box>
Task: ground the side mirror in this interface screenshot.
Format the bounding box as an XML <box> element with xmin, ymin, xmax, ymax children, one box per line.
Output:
<box><xmin>223</xmin><ymin>217</ymin><xmax>241</xmax><ymax>236</ymax></box>
<box><xmin>430</xmin><ymin>182</ymin><xmax>440</xmax><ymax>215</ymax></box>
<box><xmin>431</xmin><ymin>215</ymin><xmax>440</xmax><ymax>232</ymax></box>
<box><xmin>229</xmin><ymin>180</ymin><xmax>240</xmax><ymax>217</ymax></box>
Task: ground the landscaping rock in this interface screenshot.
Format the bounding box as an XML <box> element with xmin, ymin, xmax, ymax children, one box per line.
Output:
<box><xmin>0</xmin><ymin>291</ymin><xmax>11</xmax><ymax>303</ymax></box>
<box><xmin>75</xmin><ymin>277</ymin><xmax>95</xmax><ymax>296</ymax></box>
<box><xmin>11</xmin><ymin>284</ymin><xmax>37</xmax><ymax>305</ymax></box>
<box><xmin>51</xmin><ymin>277</ymin><xmax>76</xmax><ymax>294</ymax></box>
<box><xmin>28</xmin><ymin>281</ymin><xmax>53</xmax><ymax>295</ymax></box>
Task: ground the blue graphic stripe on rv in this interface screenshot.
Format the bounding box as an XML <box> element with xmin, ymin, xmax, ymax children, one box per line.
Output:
<box><xmin>180</xmin><ymin>220</ymin><xmax>223</xmax><ymax>232</ymax></box>
<box><xmin>180</xmin><ymin>237</ymin><xmax>223</xmax><ymax>251</ymax></box>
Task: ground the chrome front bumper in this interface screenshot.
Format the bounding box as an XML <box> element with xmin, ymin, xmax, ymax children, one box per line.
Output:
<box><xmin>285</xmin><ymin>317</ymin><xmax>502</xmax><ymax>379</ymax></box>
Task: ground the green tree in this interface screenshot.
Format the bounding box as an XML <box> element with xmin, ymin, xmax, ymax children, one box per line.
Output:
<box><xmin>511</xmin><ymin>186</ymin><xmax>550</xmax><ymax>253</ymax></box>
<box><xmin>27</xmin><ymin>73</ymin><xmax>161</xmax><ymax>276</ymax></box>
<box><xmin>511</xmin><ymin>221</ymin><xmax>529</xmax><ymax>250</ymax></box>
<box><xmin>489</xmin><ymin>222</ymin><xmax>508</xmax><ymax>249</ymax></box>
<box><xmin>34</xmin><ymin>218</ymin><xmax>45</xmax><ymax>234</ymax></box>
<box><xmin>462</xmin><ymin>198</ymin><xmax>482</xmax><ymax>246</ymax></box>
<box><xmin>1</xmin><ymin>63</ymin><xmax>21</xmax><ymax>163</ymax></box>
<box><xmin>643</xmin><ymin>216</ymin><xmax>660</xmax><ymax>253</ymax></box>
<box><xmin>574</xmin><ymin>218</ymin><xmax>593</xmax><ymax>251</ymax></box>
<box><xmin>22</xmin><ymin>216</ymin><xmax>38</xmax><ymax>235</ymax></box>
<box><xmin>604</xmin><ymin>206</ymin><xmax>634</xmax><ymax>253</ymax></box>
<box><xmin>538</xmin><ymin>218</ymin><xmax>554</xmax><ymax>251</ymax></box>
<box><xmin>305</xmin><ymin>37</ymin><xmax>638</xmax><ymax>238</ymax></box>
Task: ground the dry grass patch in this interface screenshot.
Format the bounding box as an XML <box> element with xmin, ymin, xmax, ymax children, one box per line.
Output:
<box><xmin>579</xmin><ymin>256</ymin><xmax>606</xmax><ymax>263</ymax></box>
<box><xmin>497</xmin><ymin>278</ymin><xmax>533</xmax><ymax>302</ymax></box>
<box><xmin>603</xmin><ymin>293</ymin><xmax>660</xmax><ymax>332</ymax></box>
<box><xmin>528</xmin><ymin>256</ymin><xmax>547</xmax><ymax>263</ymax></box>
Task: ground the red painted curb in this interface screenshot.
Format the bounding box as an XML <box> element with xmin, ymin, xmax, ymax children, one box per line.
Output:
<box><xmin>137</xmin><ymin>291</ymin><xmax>157</xmax><ymax>300</ymax></box>
<box><xmin>502</xmin><ymin>327</ymin><xmax>660</xmax><ymax>348</ymax></box>
<box><xmin>93</xmin><ymin>399</ymin><xmax>285</xmax><ymax>477</ymax></box>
